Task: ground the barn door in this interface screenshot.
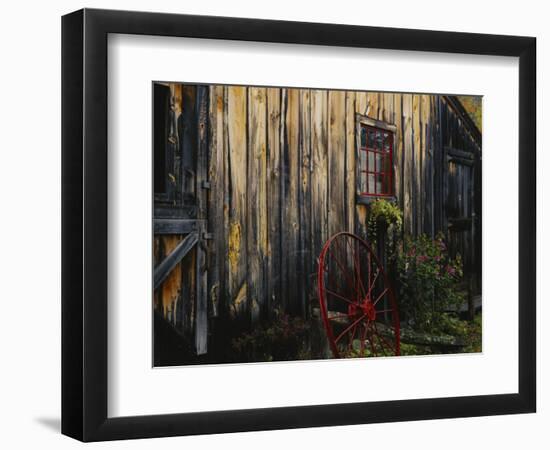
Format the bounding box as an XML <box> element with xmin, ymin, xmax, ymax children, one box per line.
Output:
<box><xmin>153</xmin><ymin>84</ymin><xmax>209</xmax><ymax>355</ymax></box>
<box><xmin>444</xmin><ymin>147</ymin><xmax>476</xmax><ymax>314</ymax></box>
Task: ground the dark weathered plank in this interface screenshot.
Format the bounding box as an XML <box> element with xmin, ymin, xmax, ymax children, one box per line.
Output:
<box><xmin>310</xmin><ymin>89</ymin><xmax>329</xmax><ymax>277</ymax></box>
<box><xmin>247</xmin><ymin>87</ymin><xmax>268</xmax><ymax>323</ymax></box>
<box><xmin>206</xmin><ymin>85</ymin><xmax>225</xmax><ymax>318</ymax></box>
<box><xmin>298</xmin><ymin>88</ymin><xmax>312</xmax><ymax>316</ymax></box>
<box><xmin>180</xmin><ymin>85</ymin><xmax>198</xmax><ymax>201</ymax></box>
<box><xmin>354</xmin><ymin>91</ymin><xmax>368</xmax><ymax>240</ymax></box>
<box><xmin>266</xmin><ymin>88</ymin><xmax>282</xmax><ymax>318</ymax></box>
<box><xmin>154</xmin><ymin>219</ymin><xmax>198</xmax><ymax>235</ymax></box>
<box><xmin>344</xmin><ymin>91</ymin><xmax>356</xmax><ymax>234</ymax></box>
<box><xmin>154</xmin><ymin>232</ymin><xmax>199</xmax><ymax>290</ymax></box>
<box><xmin>195</xmin><ymin>222</ymin><xmax>208</xmax><ymax>354</ymax></box>
<box><xmin>226</xmin><ymin>86</ymin><xmax>248</xmax><ymax>320</ymax></box>
<box><xmin>328</xmin><ymin>90</ymin><xmax>346</xmax><ymax>237</ymax></box>
<box><xmin>412</xmin><ymin>94</ymin><xmax>422</xmax><ymax>235</ymax></box>
<box><xmin>393</xmin><ymin>94</ymin><xmax>404</xmax><ymax>211</ymax></box>
<box><xmin>420</xmin><ymin>95</ymin><xmax>431</xmax><ymax>234</ymax></box>
<box><xmin>402</xmin><ymin>94</ymin><xmax>414</xmax><ymax>236</ymax></box>
<box><xmin>282</xmin><ymin>88</ymin><xmax>300</xmax><ymax>314</ymax></box>
<box><xmin>195</xmin><ymin>86</ymin><xmax>209</xmax><ymax>353</ymax></box>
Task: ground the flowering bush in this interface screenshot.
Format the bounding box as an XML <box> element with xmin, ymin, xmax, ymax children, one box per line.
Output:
<box><xmin>396</xmin><ymin>233</ymin><xmax>464</xmax><ymax>332</ymax></box>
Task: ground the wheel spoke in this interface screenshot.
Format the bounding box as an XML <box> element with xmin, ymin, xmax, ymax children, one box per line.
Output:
<box><xmin>325</xmin><ymin>289</ymin><xmax>355</xmax><ymax>306</ymax></box>
<box><xmin>328</xmin><ymin>244</ymin><xmax>357</xmax><ymax>297</ymax></box>
<box><xmin>335</xmin><ymin>314</ymin><xmax>367</xmax><ymax>343</ymax></box>
<box><xmin>317</xmin><ymin>232</ymin><xmax>400</xmax><ymax>360</ymax></box>
<box><xmin>345</xmin><ymin>237</ymin><xmax>367</xmax><ymax>301</ymax></box>
<box><xmin>373</xmin><ymin>287</ymin><xmax>388</xmax><ymax>306</ymax></box>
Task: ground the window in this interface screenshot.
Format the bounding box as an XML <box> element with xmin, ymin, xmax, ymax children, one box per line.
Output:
<box><xmin>357</xmin><ymin>121</ymin><xmax>394</xmax><ymax>198</ymax></box>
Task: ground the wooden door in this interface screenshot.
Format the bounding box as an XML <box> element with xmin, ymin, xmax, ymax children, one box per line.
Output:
<box><xmin>153</xmin><ymin>84</ymin><xmax>209</xmax><ymax>356</ymax></box>
<box><xmin>444</xmin><ymin>147</ymin><xmax>477</xmax><ymax>313</ymax></box>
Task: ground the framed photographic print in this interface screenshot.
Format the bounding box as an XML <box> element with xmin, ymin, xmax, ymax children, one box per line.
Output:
<box><xmin>62</xmin><ymin>8</ymin><xmax>536</xmax><ymax>441</ymax></box>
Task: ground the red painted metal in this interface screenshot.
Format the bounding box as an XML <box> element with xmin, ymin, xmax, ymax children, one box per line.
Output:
<box><xmin>317</xmin><ymin>232</ymin><xmax>400</xmax><ymax>358</ymax></box>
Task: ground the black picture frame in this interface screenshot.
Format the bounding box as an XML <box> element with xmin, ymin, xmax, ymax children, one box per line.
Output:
<box><xmin>62</xmin><ymin>8</ymin><xmax>536</xmax><ymax>442</ymax></box>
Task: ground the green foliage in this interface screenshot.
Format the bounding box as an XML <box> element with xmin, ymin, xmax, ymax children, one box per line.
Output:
<box><xmin>395</xmin><ymin>233</ymin><xmax>465</xmax><ymax>333</ymax></box>
<box><xmin>457</xmin><ymin>96</ymin><xmax>482</xmax><ymax>131</ymax></box>
<box><xmin>460</xmin><ymin>313</ymin><xmax>482</xmax><ymax>353</ymax></box>
<box><xmin>230</xmin><ymin>315</ymin><xmax>310</xmax><ymax>362</ymax></box>
<box><xmin>367</xmin><ymin>199</ymin><xmax>403</xmax><ymax>260</ymax></box>
<box><xmin>367</xmin><ymin>199</ymin><xmax>402</xmax><ymax>237</ymax></box>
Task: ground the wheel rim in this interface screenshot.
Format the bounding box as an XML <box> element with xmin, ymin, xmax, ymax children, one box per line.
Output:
<box><xmin>317</xmin><ymin>232</ymin><xmax>400</xmax><ymax>358</ymax></box>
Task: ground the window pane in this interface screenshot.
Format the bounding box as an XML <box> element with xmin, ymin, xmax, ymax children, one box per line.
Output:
<box><xmin>360</xmin><ymin>126</ymin><xmax>367</xmax><ymax>147</ymax></box>
<box><xmin>359</xmin><ymin>172</ymin><xmax>367</xmax><ymax>194</ymax></box>
<box><xmin>368</xmin><ymin>151</ymin><xmax>375</xmax><ymax>173</ymax></box>
<box><xmin>375</xmin><ymin>153</ymin><xmax>384</xmax><ymax>173</ymax></box>
<box><xmin>376</xmin><ymin>130</ymin><xmax>384</xmax><ymax>149</ymax></box>
<box><xmin>359</xmin><ymin>149</ymin><xmax>367</xmax><ymax>172</ymax></box>
<box><xmin>368</xmin><ymin>173</ymin><xmax>376</xmax><ymax>194</ymax></box>
<box><xmin>367</xmin><ymin>129</ymin><xmax>376</xmax><ymax>148</ymax></box>
<box><xmin>376</xmin><ymin>172</ymin><xmax>384</xmax><ymax>194</ymax></box>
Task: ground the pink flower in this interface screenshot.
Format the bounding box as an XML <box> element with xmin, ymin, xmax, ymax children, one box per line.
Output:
<box><xmin>445</xmin><ymin>265</ymin><xmax>456</xmax><ymax>276</ymax></box>
<box><xmin>417</xmin><ymin>255</ymin><xmax>429</xmax><ymax>263</ymax></box>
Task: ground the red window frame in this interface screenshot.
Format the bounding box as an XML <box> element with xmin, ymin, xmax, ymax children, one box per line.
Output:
<box><xmin>359</xmin><ymin>124</ymin><xmax>394</xmax><ymax>197</ymax></box>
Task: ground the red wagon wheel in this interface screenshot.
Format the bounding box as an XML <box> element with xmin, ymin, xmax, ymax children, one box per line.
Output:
<box><xmin>317</xmin><ymin>232</ymin><xmax>400</xmax><ymax>358</ymax></box>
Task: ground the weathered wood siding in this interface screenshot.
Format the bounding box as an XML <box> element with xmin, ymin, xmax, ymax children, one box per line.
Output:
<box><xmin>206</xmin><ymin>86</ymin><xmax>481</xmax><ymax>325</ymax></box>
<box><xmin>155</xmin><ymin>83</ymin><xmax>481</xmax><ymax>337</ymax></box>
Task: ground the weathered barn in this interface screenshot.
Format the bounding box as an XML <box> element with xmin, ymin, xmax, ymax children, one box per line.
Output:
<box><xmin>152</xmin><ymin>83</ymin><xmax>481</xmax><ymax>360</ymax></box>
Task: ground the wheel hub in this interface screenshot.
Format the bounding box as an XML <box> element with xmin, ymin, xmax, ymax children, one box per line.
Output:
<box><xmin>348</xmin><ymin>298</ymin><xmax>376</xmax><ymax>321</ymax></box>
<box><xmin>362</xmin><ymin>299</ymin><xmax>376</xmax><ymax>321</ymax></box>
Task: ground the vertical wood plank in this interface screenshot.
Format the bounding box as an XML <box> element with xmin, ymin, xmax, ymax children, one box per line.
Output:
<box><xmin>207</xmin><ymin>85</ymin><xmax>225</xmax><ymax>318</ymax></box>
<box><xmin>266</xmin><ymin>88</ymin><xmax>282</xmax><ymax>318</ymax></box>
<box><xmin>356</xmin><ymin>91</ymin><xmax>368</xmax><ymax>117</ymax></box>
<box><xmin>310</xmin><ymin>89</ymin><xmax>329</xmax><ymax>281</ymax></box>
<box><xmin>402</xmin><ymin>94</ymin><xmax>414</xmax><ymax>236</ymax></box>
<box><xmin>298</xmin><ymin>89</ymin><xmax>312</xmax><ymax>316</ymax></box>
<box><xmin>354</xmin><ymin>91</ymin><xmax>369</xmax><ymax>240</ymax></box>
<box><xmin>247</xmin><ymin>87</ymin><xmax>268</xmax><ymax>323</ymax></box>
<box><xmin>435</xmin><ymin>96</ymin><xmax>444</xmax><ymax>234</ymax></box>
<box><xmin>425</xmin><ymin>95</ymin><xmax>435</xmax><ymax>237</ymax></box>
<box><xmin>345</xmin><ymin>91</ymin><xmax>356</xmax><ymax>233</ymax></box>
<box><xmin>282</xmin><ymin>89</ymin><xmax>300</xmax><ymax>314</ymax></box>
<box><xmin>412</xmin><ymin>94</ymin><xmax>422</xmax><ymax>235</ymax></box>
<box><xmin>195</xmin><ymin>86</ymin><xmax>209</xmax><ymax>354</ymax></box>
<box><xmin>368</xmin><ymin>92</ymin><xmax>379</xmax><ymax>119</ymax></box>
<box><xmin>328</xmin><ymin>90</ymin><xmax>346</xmax><ymax>238</ymax></box>
<box><xmin>226</xmin><ymin>86</ymin><xmax>248</xmax><ymax>321</ymax></box>
<box><xmin>393</xmin><ymin>94</ymin><xmax>404</xmax><ymax>210</ymax></box>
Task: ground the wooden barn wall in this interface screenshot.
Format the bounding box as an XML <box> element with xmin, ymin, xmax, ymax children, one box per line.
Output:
<box><xmin>156</xmin><ymin>84</ymin><xmax>481</xmax><ymax>330</ymax></box>
<box><xmin>207</xmin><ymin>86</ymin><xmax>481</xmax><ymax>325</ymax></box>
